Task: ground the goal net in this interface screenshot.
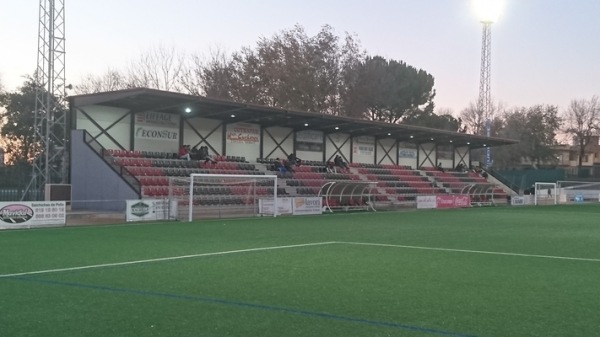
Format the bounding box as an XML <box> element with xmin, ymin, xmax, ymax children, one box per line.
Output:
<box><xmin>534</xmin><ymin>182</ymin><xmax>557</xmax><ymax>205</ymax></box>
<box><xmin>557</xmin><ymin>180</ymin><xmax>600</xmax><ymax>204</ymax></box>
<box><xmin>168</xmin><ymin>173</ymin><xmax>278</xmax><ymax>221</ymax></box>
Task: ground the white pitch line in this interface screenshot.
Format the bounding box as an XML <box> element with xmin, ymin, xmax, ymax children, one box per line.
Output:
<box><xmin>0</xmin><ymin>241</ymin><xmax>337</xmax><ymax>279</ymax></box>
<box><xmin>338</xmin><ymin>241</ymin><xmax>600</xmax><ymax>263</ymax></box>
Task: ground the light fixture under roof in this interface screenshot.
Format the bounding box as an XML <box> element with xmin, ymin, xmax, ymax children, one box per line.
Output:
<box><xmin>449</xmin><ymin>140</ymin><xmax>453</xmax><ymax>143</ymax></box>
<box><xmin>409</xmin><ymin>135</ymin><xmax>414</xmax><ymax>139</ymax></box>
<box><xmin>430</xmin><ymin>138</ymin><xmax>434</xmax><ymax>141</ymax></box>
<box><xmin>230</xmin><ymin>114</ymin><xmax>236</xmax><ymax>118</ymax></box>
<box><xmin>387</xmin><ymin>132</ymin><xmax>391</xmax><ymax>136</ymax></box>
<box><xmin>184</xmin><ymin>107</ymin><xmax>192</xmax><ymax>113</ymax></box>
<box><xmin>304</xmin><ymin>123</ymin><xmax>309</xmax><ymax>127</ymax></box>
<box><xmin>467</xmin><ymin>142</ymin><xmax>471</xmax><ymax>145</ymax></box>
<box><xmin>334</xmin><ymin>126</ymin><xmax>339</xmax><ymax>130</ymax></box>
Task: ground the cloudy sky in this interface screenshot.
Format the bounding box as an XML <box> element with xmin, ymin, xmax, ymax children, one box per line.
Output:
<box><xmin>1</xmin><ymin>0</ymin><xmax>599</xmax><ymax>114</ymax></box>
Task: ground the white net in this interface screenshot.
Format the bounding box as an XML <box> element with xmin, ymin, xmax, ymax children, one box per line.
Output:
<box><xmin>557</xmin><ymin>181</ymin><xmax>600</xmax><ymax>204</ymax></box>
<box><xmin>168</xmin><ymin>173</ymin><xmax>278</xmax><ymax>221</ymax></box>
<box><xmin>534</xmin><ymin>182</ymin><xmax>557</xmax><ymax>205</ymax></box>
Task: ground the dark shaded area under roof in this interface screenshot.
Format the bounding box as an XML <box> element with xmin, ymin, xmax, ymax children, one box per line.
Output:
<box><xmin>69</xmin><ymin>88</ymin><xmax>517</xmax><ymax>149</ymax></box>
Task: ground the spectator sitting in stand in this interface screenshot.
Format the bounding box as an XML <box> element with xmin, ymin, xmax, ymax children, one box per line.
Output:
<box><xmin>334</xmin><ymin>155</ymin><xmax>349</xmax><ymax>173</ymax></box>
<box><xmin>283</xmin><ymin>159</ymin><xmax>295</xmax><ymax>173</ymax></box>
<box><xmin>286</xmin><ymin>153</ymin><xmax>301</xmax><ymax>172</ymax></box>
<box><xmin>179</xmin><ymin>145</ymin><xmax>191</xmax><ymax>161</ymax></box>
<box><xmin>190</xmin><ymin>145</ymin><xmax>201</xmax><ymax>160</ymax></box>
<box><xmin>326</xmin><ymin>161</ymin><xmax>336</xmax><ymax>173</ymax></box>
<box><xmin>436</xmin><ymin>162</ymin><xmax>445</xmax><ymax>172</ymax></box>
<box><xmin>274</xmin><ymin>158</ymin><xmax>286</xmax><ymax>173</ymax></box>
<box><xmin>200</xmin><ymin>146</ymin><xmax>217</xmax><ymax>164</ymax></box>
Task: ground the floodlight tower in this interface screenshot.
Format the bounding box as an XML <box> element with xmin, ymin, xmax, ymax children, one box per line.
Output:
<box><xmin>478</xmin><ymin>20</ymin><xmax>492</xmax><ymax>168</ymax></box>
<box><xmin>474</xmin><ymin>0</ymin><xmax>502</xmax><ymax>168</ymax></box>
<box><xmin>27</xmin><ymin>0</ymin><xmax>68</xmax><ymax>200</ymax></box>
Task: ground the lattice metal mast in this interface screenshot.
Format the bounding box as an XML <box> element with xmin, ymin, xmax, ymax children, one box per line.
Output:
<box><xmin>477</xmin><ymin>21</ymin><xmax>492</xmax><ymax>168</ymax></box>
<box><xmin>31</xmin><ymin>0</ymin><xmax>68</xmax><ymax>196</ymax></box>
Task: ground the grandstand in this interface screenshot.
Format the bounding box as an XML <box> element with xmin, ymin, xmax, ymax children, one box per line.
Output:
<box><xmin>68</xmin><ymin>88</ymin><xmax>516</xmax><ymax>216</ymax></box>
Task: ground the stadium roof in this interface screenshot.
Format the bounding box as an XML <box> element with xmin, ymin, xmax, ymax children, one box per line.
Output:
<box><xmin>70</xmin><ymin>88</ymin><xmax>517</xmax><ymax>149</ymax></box>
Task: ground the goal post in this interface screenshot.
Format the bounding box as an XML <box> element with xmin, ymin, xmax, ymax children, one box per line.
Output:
<box><xmin>534</xmin><ymin>182</ymin><xmax>557</xmax><ymax>205</ymax></box>
<box><xmin>557</xmin><ymin>180</ymin><xmax>600</xmax><ymax>204</ymax></box>
<box><xmin>167</xmin><ymin>173</ymin><xmax>278</xmax><ymax>221</ymax></box>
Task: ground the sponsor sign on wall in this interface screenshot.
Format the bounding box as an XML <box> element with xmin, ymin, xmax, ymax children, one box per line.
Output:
<box><xmin>296</xmin><ymin>130</ymin><xmax>324</xmax><ymax>152</ymax></box>
<box><xmin>134</xmin><ymin>111</ymin><xmax>180</xmax><ymax>143</ymax></box>
<box><xmin>353</xmin><ymin>136</ymin><xmax>375</xmax><ymax>156</ymax></box>
<box><xmin>258</xmin><ymin>198</ymin><xmax>293</xmax><ymax>215</ymax></box>
<box><xmin>0</xmin><ymin>201</ymin><xmax>66</xmax><ymax>229</ymax></box>
<box><xmin>226</xmin><ymin>122</ymin><xmax>260</xmax><ymax>144</ymax></box>
<box><xmin>416</xmin><ymin>195</ymin><xmax>437</xmax><ymax>209</ymax></box>
<box><xmin>125</xmin><ymin>199</ymin><xmax>177</xmax><ymax>222</ymax></box>
<box><xmin>416</xmin><ymin>195</ymin><xmax>472</xmax><ymax>209</ymax></box>
<box><xmin>399</xmin><ymin>149</ymin><xmax>417</xmax><ymax>158</ymax></box>
<box><xmin>292</xmin><ymin>197</ymin><xmax>322</xmax><ymax>215</ymax></box>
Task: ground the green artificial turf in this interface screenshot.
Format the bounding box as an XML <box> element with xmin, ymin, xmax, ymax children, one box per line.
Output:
<box><xmin>1</xmin><ymin>204</ymin><xmax>600</xmax><ymax>336</ymax></box>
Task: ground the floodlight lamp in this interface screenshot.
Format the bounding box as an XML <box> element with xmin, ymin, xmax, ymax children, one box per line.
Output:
<box><xmin>473</xmin><ymin>0</ymin><xmax>504</xmax><ymax>23</ymax></box>
<box><xmin>184</xmin><ymin>107</ymin><xmax>192</xmax><ymax>113</ymax></box>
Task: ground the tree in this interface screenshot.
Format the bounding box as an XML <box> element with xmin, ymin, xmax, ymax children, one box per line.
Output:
<box><xmin>74</xmin><ymin>68</ymin><xmax>129</xmax><ymax>94</ymax></box>
<box><xmin>493</xmin><ymin>105</ymin><xmax>561</xmax><ymax>169</ymax></box>
<box><xmin>459</xmin><ymin>100</ymin><xmax>505</xmax><ymax>135</ymax></box>
<box><xmin>75</xmin><ymin>45</ymin><xmax>186</xmax><ymax>94</ymax></box>
<box><xmin>180</xmin><ymin>48</ymin><xmax>236</xmax><ymax>98</ymax></box>
<box><xmin>0</xmin><ymin>79</ymin><xmax>45</xmax><ymax>164</ymax></box>
<box><xmin>126</xmin><ymin>45</ymin><xmax>186</xmax><ymax>91</ymax></box>
<box><xmin>355</xmin><ymin>56</ymin><xmax>435</xmax><ymax>123</ymax></box>
<box><xmin>562</xmin><ymin>96</ymin><xmax>600</xmax><ymax>167</ymax></box>
<box><xmin>197</xmin><ymin>25</ymin><xmax>365</xmax><ymax>114</ymax></box>
<box><xmin>402</xmin><ymin>107</ymin><xmax>464</xmax><ymax>132</ymax></box>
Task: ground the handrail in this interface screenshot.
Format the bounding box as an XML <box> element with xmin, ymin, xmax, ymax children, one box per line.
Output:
<box><xmin>488</xmin><ymin>168</ymin><xmax>521</xmax><ymax>194</ymax></box>
<box><xmin>82</xmin><ymin>131</ymin><xmax>141</xmax><ymax>196</ymax></box>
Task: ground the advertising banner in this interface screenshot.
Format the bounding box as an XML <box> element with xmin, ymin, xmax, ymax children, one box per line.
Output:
<box><xmin>134</xmin><ymin>111</ymin><xmax>179</xmax><ymax>142</ymax></box>
<box><xmin>437</xmin><ymin>195</ymin><xmax>472</xmax><ymax>209</ymax></box>
<box><xmin>292</xmin><ymin>197</ymin><xmax>322</xmax><ymax>215</ymax></box>
<box><xmin>259</xmin><ymin>198</ymin><xmax>293</xmax><ymax>215</ymax></box>
<box><xmin>417</xmin><ymin>195</ymin><xmax>472</xmax><ymax>209</ymax></box>
<box><xmin>226</xmin><ymin>122</ymin><xmax>260</xmax><ymax>144</ymax></box>
<box><xmin>0</xmin><ymin>201</ymin><xmax>66</xmax><ymax>229</ymax></box>
<box><xmin>126</xmin><ymin>199</ymin><xmax>177</xmax><ymax>222</ymax></box>
<box><xmin>352</xmin><ymin>136</ymin><xmax>375</xmax><ymax>156</ymax></box>
<box><xmin>416</xmin><ymin>195</ymin><xmax>437</xmax><ymax>209</ymax></box>
<box><xmin>296</xmin><ymin>130</ymin><xmax>324</xmax><ymax>152</ymax></box>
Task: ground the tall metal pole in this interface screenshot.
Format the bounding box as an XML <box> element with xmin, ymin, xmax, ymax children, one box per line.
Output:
<box><xmin>26</xmin><ymin>0</ymin><xmax>67</xmax><ymax>200</ymax></box>
<box><xmin>477</xmin><ymin>21</ymin><xmax>492</xmax><ymax>168</ymax></box>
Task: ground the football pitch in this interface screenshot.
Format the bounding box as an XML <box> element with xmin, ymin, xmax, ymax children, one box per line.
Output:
<box><xmin>2</xmin><ymin>205</ymin><xmax>599</xmax><ymax>337</ymax></box>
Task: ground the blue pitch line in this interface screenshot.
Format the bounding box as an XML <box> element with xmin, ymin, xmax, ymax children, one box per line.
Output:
<box><xmin>11</xmin><ymin>276</ymin><xmax>482</xmax><ymax>337</ymax></box>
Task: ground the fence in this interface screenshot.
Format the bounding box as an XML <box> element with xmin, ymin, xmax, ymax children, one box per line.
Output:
<box><xmin>0</xmin><ymin>164</ymin><xmax>44</xmax><ymax>201</ymax></box>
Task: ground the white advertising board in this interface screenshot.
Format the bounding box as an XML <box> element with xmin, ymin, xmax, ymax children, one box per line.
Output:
<box><xmin>126</xmin><ymin>199</ymin><xmax>177</xmax><ymax>222</ymax></box>
<box><xmin>259</xmin><ymin>198</ymin><xmax>293</xmax><ymax>216</ymax></box>
<box><xmin>0</xmin><ymin>201</ymin><xmax>66</xmax><ymax>229</ymax></box>
<box><xmin>416</xmin><ymin>196</ymin><xmax>437</xmax><ymax>209</ymax></box>
<box><xmin>292</xmin><ymin>197</ymin><xmax>322</xmax><ymax>215</ymax></box>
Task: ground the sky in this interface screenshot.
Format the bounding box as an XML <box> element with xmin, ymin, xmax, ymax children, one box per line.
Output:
<box><xmin>1</xmin><ymin>0</ymin><xmax>599</xmax><ymax>114</ymax></box>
